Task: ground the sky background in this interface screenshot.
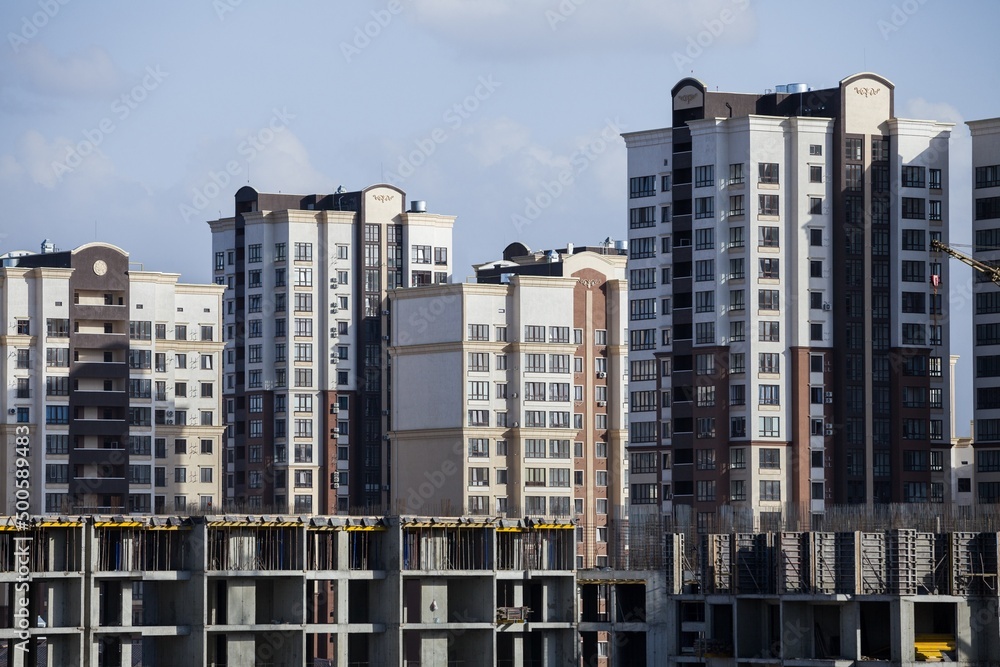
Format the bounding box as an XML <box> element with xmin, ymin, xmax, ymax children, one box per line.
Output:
<box><xmin>1</xmin><ymin>0</ymin><xmax>996</xmax><ymax>435</ymax></box>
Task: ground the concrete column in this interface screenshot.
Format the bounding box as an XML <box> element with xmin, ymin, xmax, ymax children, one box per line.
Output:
<box><xmin>420</xmin><ymin>579</ymin><xmax>448</xmax><ymax>624</ymax></box>
<box><xmin>227</xmin><ymin>634</ymin><xmax>256</xmax><ymax>666</ymax></box>
<box><xmin>420</xmin><ymin>632</ymin><xmax>449</xmax><ymax>665</ymax></box>
<box><xmin>121</xmin><ymin>581</ymin><xmax>134</xmax><ymax>627</ymax></box>
<box><xmin>510</xmin><ymin>634</ymin><xmax>525</xmax><ymax>667</ymax></box>
<box><xmin>970</xmin><ymin>598</ymin><xmax>1000</xmax><ymax>662</ymax></box>
<box><xmin>119</xmin><ymin>636</ymin><xmax>133</xmax><ymax>667</ymax></box>
<box><xmin>956</xmin><ymin>600</ymin><xmax>973</xmax><ymax>662</ymax></box>
<box><xmin>892</xmin><ymin>598</ymin><xmax>914</xmax><ymax>663</ymax></box>
<box><xmin>336</xmin><ymin>629</ymin><xmax>350</xmax><ymax>667</ymax></box>
<box><xmin>227</xmin><ymin>579</ymin><xmax>255</xmax><ymax>625</ymax></box>
<box><xmin>840</xmin><ymin>601</ymin><xmax>861</xmax><ymax>660</ymax></box>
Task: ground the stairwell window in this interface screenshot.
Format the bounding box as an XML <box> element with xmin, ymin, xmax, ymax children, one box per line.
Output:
<box><xmin>695</xmin><ymin>197</ymin><xmax>714</xmax><ymax>219</ymax></box>
<box><xmin>759</xmin><ymin>194</ymin><xmax>779</xmax><ymax>216</ymax></box>
<box><xmin>758</xmin><ymin>162</ymin><xmax>779</xmax><ymax>184</ymax></box>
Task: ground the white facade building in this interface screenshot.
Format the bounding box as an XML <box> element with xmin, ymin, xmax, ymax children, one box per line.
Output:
<box><xmin>0</xmin><ymin>242</ymin><xmax>225</xmax><ymax>514</ymax></box>
<box><xmin>625</xmin><ymin>74</ymin><xmax>953</xmax><ymax>529</ymax></box>
<box><xmin>969</xmin><ymin>117</ymin><xmax>1000</xmax><ymax>505</ymax></box>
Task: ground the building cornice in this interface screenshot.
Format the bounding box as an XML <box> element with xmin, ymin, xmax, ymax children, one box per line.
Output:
<box><xmin>888</xmin><ymin>118</ymin><xmax>955</xmax><ymax>134</ymax></box>
<box><xmin>968</xmin><ymin>117</ymin><xmax>1000</xmax><ymax>136</ymax></box>
<box><xmin>621</xmin><ymin>128</ymin><xmax>672</xmax><ymax>148</ymax></box>
<box><xmin>401</xmin><ymin>212</ymin><xmax>456</xmax><ymax>229</ymax></box>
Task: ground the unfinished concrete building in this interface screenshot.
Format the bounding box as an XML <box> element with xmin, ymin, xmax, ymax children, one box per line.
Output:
<box><xmin>0</xmin><ymin>516</ymin><xmax>998</xmax><ymax>666</ymax></box>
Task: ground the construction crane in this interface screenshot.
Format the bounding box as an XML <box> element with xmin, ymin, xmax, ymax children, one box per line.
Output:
<box><xmin>930</xmin><ymin>238</ymin><xmax>1000</xmax><ymax>287</ymax></box>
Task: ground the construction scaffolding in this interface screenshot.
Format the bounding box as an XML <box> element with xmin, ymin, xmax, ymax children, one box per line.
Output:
<box><xmin>496</xmin><ymin>528</ymin><xmax>574</xmax><ymax>571</ymax></box>
<box><xmin>306</xmin><ymin>529</ymin><xmax>338</xmax><ymax>571</ymax></box>
<box><xmin>401</xmin><ymin>524</ymin><xmax>492</xmax><ymax>570</ymax></box>
<box><xmin>95</xmin><ymin>527</ymin><xmax>186</xmax><ymax>572</ymax></box>
<box><xmin>0</xmin><ymin>525</ymin><xmax>80</xmax><ymax>573</ymax></box>
<box><xmin>347</xmin><ymin>530</ymin><xmax>383</xmax><ymax>570</ymax></box>
<box><xmin>207</xmin><ymin>525</ymin><xmax>302</xmax><ymax>571</ymax></box>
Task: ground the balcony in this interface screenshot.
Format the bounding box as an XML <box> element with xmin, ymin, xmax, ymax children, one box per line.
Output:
<box><xmin>69</xmin><ymin>303</ymin><xmax>128</xmax><ymax>321</ymax></box>
<box><xmin>70</xmin><ymin>476</ymin><xmax>127</xmax><ymax>495</ymax></box>
<box><xmin>71</xmin><ymin>362</ymin><xmax>129</xmax><ymax>379</ymax></box>
<box><xmin>72</xmin><ymin>390</ymin><xmax>128</xmax><ymax>407</ymax></box>
<box><xmin>72</xmin><ymin>332</ymin><xmax>129</xmax><ymax>350</ymax></box>
<box><xmin>71</xmin><ymin>418</ymin><xmax>128</xmax><ymax>436</ymax></box>
<box><xmin>72</xmin><ymin>447</ymin><xmax>126</xmax><ymax>466</ymax></box>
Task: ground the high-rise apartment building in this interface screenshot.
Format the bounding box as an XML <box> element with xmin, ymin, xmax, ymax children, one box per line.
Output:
<box><xmin>208</xmin><ymin>185</ymin><xmax>454</xmax><ymax>514</ymax></box>
<box><xmin>625</xmin><ymin>73</ymin><xmax>953</xmax><ymax>529</ymax></box>
<box><xmin>0</xmin><ymin>242</ymin><xmax>225</xmax><ymax>515</ymax></box>
<box><xmin>390</xmin><ymin>242</ymin><xmax>628</xmax><ymax>567</ymax></box>
<box><xmin>969</xmin><ymin>117</ymin><xmax>1000</xmax><ymax>505</ymax></box>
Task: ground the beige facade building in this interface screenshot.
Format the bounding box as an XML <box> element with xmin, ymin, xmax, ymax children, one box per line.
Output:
<box><xmin>390</xmin><ymin>243</ymin><xmax>628</xmax><ymax>567</ymax></box>
<box><xmin>0</xmin><ymin>242</ymin><xmax>225</xmax><ymax>515</ymax></box>
<box><xmin>208</xmin><ymin>185</ymin><xmax>455</xmax><ymax>514</ymax></box>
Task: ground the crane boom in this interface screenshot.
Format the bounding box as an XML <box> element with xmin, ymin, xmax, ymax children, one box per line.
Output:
<box><xmin>930</xmin><ymin>238</ymin><xmax>1000</xmax><ymax>287</ymax></box>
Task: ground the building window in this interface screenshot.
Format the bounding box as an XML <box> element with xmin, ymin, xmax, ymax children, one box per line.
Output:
<box><xmin>728</xmin><ymin>162</ymin><xmax>744</xmax><ymax>185</ymax></box>
<box><xmin>759</xmin><ymin>417</ymin><xmax>780</xmax><ymax>439</ymax></box>
<box><xmin>929</xmin><ymin>200</ymin><xmax>942</xmax><ymax>221</ymax></box>
<box><xmin>845</xmin><ymin>137</ymin><xmax>863</xmax><ymax>161</ymax></box>
<box><xmin>630</xmin><ymin>175</ymin><xmax>655</xmax><ymax>198</ymax></box>
<box><xmin>902</xmin><ymin>260</ymin><xmax>925</xmax><ymax>283</ymax></box>
<box><xmin>729</xmin><ymin>195</ymin><xmax>745</xmax><ymax>217</ymax></box>
<box><xmin>465</xmin><ymin>324</ymin><xmax>489</xmax><ymax>341</ymax></box>
<box><xmin>758</xmin><ymin>321</ymin><xmax>779</xmax><ymax>342</ymax></box>
<box><xmin>758</xmin><ymin>194</ymin><xmax>779</xmax><ymax>216</ymax></box>
<box><xmin>758</xmin><ymin>226</ymin><xmax>779</xmax><ymax>248</ymax></box>
<box><xmin>758</xmin><ymin>162</ymin><xmax>779</xmax><ymax>184</ymax></box>
<box><xmin>760</xmin><ymin>480</ymin><xmax>781</xmax><ymax>501</ymax></box>
<box><xmin>294</xmin><ymin>242</ymin><xmax>313</xmax><ymax>262</ymax></box>
<box><xmin>694</xmin><ymin>196</ymin><xmax>714</xmax><ymax>219</ymax></box>
<box><xmin>902</xmin><ymin>165</ymin><xmax>926</xmax><ymax>188</ymax></box>
<box><xmin>902</xmin><ymin>197</ymin><xmax>926</xmax><ymax>220</ymax></box>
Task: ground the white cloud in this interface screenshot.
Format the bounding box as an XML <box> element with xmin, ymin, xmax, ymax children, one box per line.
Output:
<box><xmin>0</xmin><ymin>129</ymin><xmax>117</xmax><ymax>190</ymax></box>
<box><xmin>11</xmin><ymin>44</ymin><xmax>122</xmax><ymax>98</ymax></box>
<box><xmin>173</xmin><ymin>127</ymin><xmax>331</xmax><ymax>223</ymax></box>
<box><xmin>405</xmin><ymin>0</ymin><xmax>757</xmax><ymax>58</ymax></box>
<box><xmin>900</xmin><ymin>98</ymin><xmax>964</xmax><ymax>126</ymax></box>
<box><xmin>460</xmin><ymin>116</ymin><xmax>532</xmax><ymax>167</ymax></box>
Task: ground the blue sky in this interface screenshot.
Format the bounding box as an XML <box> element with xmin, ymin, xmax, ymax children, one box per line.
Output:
<box><xmin>1</xmin><ymin>0</ymin><xmax>996</xmax><ymax>435</ymax></box>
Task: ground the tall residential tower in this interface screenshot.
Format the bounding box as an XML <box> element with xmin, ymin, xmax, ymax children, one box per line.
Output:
<box><xmin>625</xmin><ymin>74</ymin><xmax>953</xmax><ymax>530</ymax></box>
<box><xmin>208</xmin><ymin>185</ymin><xmax>454</xmax><ymax>514</ymax></box>
<box><xmin>969</xmin><ymin>117</ymin><xmax>1000</xmax><ymax>505</ymax></box>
